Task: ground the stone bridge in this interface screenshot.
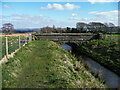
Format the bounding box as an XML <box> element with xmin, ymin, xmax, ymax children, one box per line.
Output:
<box><xmin>32</xmin><ymin>33</ymin><xmax>101</xmax><ymax>44</ymax></box>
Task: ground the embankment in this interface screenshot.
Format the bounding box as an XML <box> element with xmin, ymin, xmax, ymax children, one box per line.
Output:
<box><xmin>2</xmin><ymin>40</ymin><xmax>106</xmax><ymax>88</ymax></box>
<box><xmin>74</xmin><ymin>39</ymin><xmax>120</xmax><ymax>76</ymax></box>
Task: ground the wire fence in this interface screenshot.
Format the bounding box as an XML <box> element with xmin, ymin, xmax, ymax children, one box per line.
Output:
<box><xmin>103</xmin><ymin>34</ymin><xmax>120</xmax><ymax>40</ymax></box>
<box><xmin>0</xmin><ymin>34</ymin><xmax>32</xmax><ymax>61</ymax></box>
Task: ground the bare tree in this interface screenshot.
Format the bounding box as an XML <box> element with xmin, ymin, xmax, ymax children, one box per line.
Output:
<box><xmin>76</xmin><ymin>22</ymin><xmax>88</xmax><ymax>32</ymax></box>
<box><xmin>104</xmin><ymin>23</ymin><xmax>115</xmax><ymax>33</ymax></box>
<box><xmin>108</xmin><ymin>23</ymin><xmax>115</xmax><ymax>34</ymax></box>
<box><xmin>108</xmin><ymin>23</ymin><xmax>115</xmax><ymax>27</ymax></box>
<box><xmin>1</xmin><ymin>23</ymin><xmax>14</xmax><ymax>34</ymax></box>
<box><xmin>53</xmin><ymin>25</ymin><xmax>56</xmax><ymax>30</ymax></box>
<box><xmin>41</xmin><ymin>26</ymin><xmax>53</xmax><ymax>33</ymax></box>
<box><xmin>89</xmin><ymin>22</ymin><xmax>106</xmax><ymax>33</ymax></box>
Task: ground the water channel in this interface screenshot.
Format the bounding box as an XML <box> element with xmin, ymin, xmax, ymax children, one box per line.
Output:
<box><xmin>62</xmin><ymin>44</ymin><xmax>120</xmax><ymax>88</ymax></box>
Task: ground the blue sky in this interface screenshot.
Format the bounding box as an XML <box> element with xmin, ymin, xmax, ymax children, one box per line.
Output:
<box><xmin>0</xmin><ymin>0</ymin><xmax>119</xmax><ymax>28</ymax></box>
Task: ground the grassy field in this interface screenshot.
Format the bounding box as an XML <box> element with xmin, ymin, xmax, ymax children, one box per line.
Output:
<box><xmin>2</xmin><ymin>40</ymin><xmax>107</xmax><ymax>88</ymax></box>
<box><xmin>106</xmin><ymin>34</ymin><xmax>120</xmax><ymax>37</ymax></box>
<box><xmin>103</xmin><ymin>34</ymin><xmax>120</xmax><ymax>40</ymax></box>
<box><xmin>0</xmin><ymin>36</ymin><xmax>27</xmax><ymax>60</ymax></box>
<box><xmin>78</xmin><ymin>39</ymin><xmax>120</xmax><ymax>76</ymax></box>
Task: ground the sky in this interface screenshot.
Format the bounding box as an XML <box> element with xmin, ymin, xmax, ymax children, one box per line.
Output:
<box><xmin>0</xmin><ymin>0</ymin><xmax>119</xmax><ymax>29</ymax></box>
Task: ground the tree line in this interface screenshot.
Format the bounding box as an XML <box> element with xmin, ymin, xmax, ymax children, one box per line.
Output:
<box><xmin>40</xmin><ymin>22</ymin><xmax>119</xmax><ymax>34</ymax></box>
<box><xmin>1</xmin><ymin>22</ymin><xmax>120</xmax><ymax>34</ymax></box>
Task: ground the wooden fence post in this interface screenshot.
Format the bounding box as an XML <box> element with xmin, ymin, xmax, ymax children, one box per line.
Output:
<box><xmin>25</xmin><ymin>35</ymin><xmax>27</xmax><ymax>44</ymax></box>
<box><xmin>110</xmin><ymin>34</ymin><xmax>112</xmax><ymax>40</ymax></box>
<box><xmin>29</xmin><ymin>34</ymin><xmax>32</xmax><ymax>42</ymax></box>
<box><xmin>5</xmin><ymin>37</ymin><xmax>8</xmax><ymax>60</ymax></box>
<box><xmin>105</xmin><ymin>34</ymin><xmax>106</xmax><ymax>39</ymax></box>
<box><xmin>18</xmin><ymin>36</ymin><xmax>21</xmax><ymax>48</ymax></box>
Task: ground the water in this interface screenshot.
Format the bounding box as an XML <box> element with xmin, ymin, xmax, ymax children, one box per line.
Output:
<box><xmin>82</xmin><ymin>56</ymin><xmax>120</xmax><ymax>88</ymax></box>
<box><xmin>62</xmin><ymin>44</ymin><xmax>120</xmax><ymax>88</ymax></box>
<box><xmin>62</xmin><ymin>44</ymin><xmax>72</xmax><ymax>51</ymax></box>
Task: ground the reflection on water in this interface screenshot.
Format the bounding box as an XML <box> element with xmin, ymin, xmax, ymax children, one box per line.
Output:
<box><xmin>82</xmin><ymin>56</ymin><xmax>120</xmax><ymax>88</ymax></box>
<box><xmin>62</xmin><ymin>44</ymin><xmax>72</xmax><ymax>51</ymax></box>
<box><xmin>62</xmin><ymin>44</ymin><xmax>120</xmax><ymax>88</ymax></box>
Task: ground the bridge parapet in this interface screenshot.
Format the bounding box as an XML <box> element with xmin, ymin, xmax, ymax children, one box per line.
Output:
<box><xmin>32</xmin><ymin>33</ymin><xmax>100</xmax><ymax>43</ymax></box>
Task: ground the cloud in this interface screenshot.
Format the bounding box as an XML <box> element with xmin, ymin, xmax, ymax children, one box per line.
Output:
<box><xmin>2</xmin><ymin>4</ymin><xmax>13</xmax><ymax>9</ymax></box>
<box><xmin>72</xmin><ymin>13</ymin><xmax>77</xmax><ymax>16</ymax></box>
<box><xmin>41</xmin><ymin>3</ymin><xmax>80</xmax><ymax>10</ymax></box>
<box><xmin>2</xmin><ymin>14</ymin><xmax>74</xmax><ymax>28</ymax></box>
<box><xmin>64</xmin><ymin>3</ymin><xmax>80</xmax><ymax>10</ymax></box>
<box><xmin>69</xmin><ymin>10</ymin><xmax>118</xmax><ymax>25</ymax></box>
<box><xmin>69</xmin><ymin>17</ymin><xmax>117</xmax><ymax>25</ymax></box>
<box><xmin>88</xmin><ymin>0</ymin><xmax>119</xmax><ymax>4</ymax></box>
<box><xmin>41</xmin><ymin>3</ymin><xmax>64</xmax><ymax>10</ymax></box>
<box><xmin>89</xmin><ymin>10</ymin><xmax>118</xmax><ymax>18</ymax></box>
<box><xmin>69</xmin><ymin>17</ymin><xmax>105</xmax><ymax>22</ymax></box>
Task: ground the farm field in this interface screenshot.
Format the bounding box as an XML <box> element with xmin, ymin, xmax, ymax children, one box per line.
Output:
<box><xmin>103</xmin><ymin>34</ymin><xmax>120</xmax><ymax>40</ymax></box>
<box><xmin>106</xmin><ymin>34</ymin><xmax>120</xmax><ymax>37</ymax></box>
<box><xmin>0</xmin><ymin>33</ymin><xmax>29</xmax><ymax>37</ymax></box>
<box><xmin>78</xmin><ymin>39</ymin><xmax>120</xmax><ymax>76</ymax></box>
<box><xmin>2</xmin><ymin>40</ymin><xmax>107</xmax><ymax>88</ymax></box>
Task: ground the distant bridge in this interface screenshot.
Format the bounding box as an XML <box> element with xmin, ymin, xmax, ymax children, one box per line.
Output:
<box><xmin>32</xmin><ymin>33</ymin><xmax>101</xmax><ymax>43</ymax></box>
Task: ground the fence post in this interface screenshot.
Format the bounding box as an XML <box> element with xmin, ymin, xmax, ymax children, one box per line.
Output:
<box><xmin>25</xmin><ymin>35</ymin><xmax>27</xmax><ymax>44</ymax></box>
<box><xmin>18</xmin><ymin>36</ymin><xmax>21</xmax><ymax>48</ymax></box>
<box><xmin>5</xmin><ymin>37</ymin><xmax>8</xmax><ymax>60</ymax></box>
<box><xmin>29</xmin><ymin>34</ymin><xmax>32</xmax><ymax>43</ymax></box>
<box><xmin>110</xmin><ymin>34</ymin><xmax>112</xmax><ymax>40</ymax></box>
<box><xmin>105</xmin><ymin>34</ymin><xmax>106</xmax><ymax>39</ymax></box>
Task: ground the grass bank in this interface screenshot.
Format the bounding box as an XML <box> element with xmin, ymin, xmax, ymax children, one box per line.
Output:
<box><xmin>78</xmin><ymin>39</ymin><xmax>120</xmax><ymax>76</ymax></box>
<box><xmin>2</xmin><ymin>40</ymin><xmax>107</xmax><ymax>88</ymax></box>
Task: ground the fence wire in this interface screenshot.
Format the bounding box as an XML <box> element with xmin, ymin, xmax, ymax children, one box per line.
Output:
<box><xmin>2</xmin><ymin>37</ymin><xmax>5</xmax><ymax>59</ymax></box>
<box><xmin>103</xmin><ymin>34</ymin><xmax>120</xmax><ymax>40</ymax></box>
<box><xmin>0</xmin><ymin>35</ymin><xmax>2</xmax><ymax>60</ymax></box>
<box><xmin>8</xmin><ymin>37</ymin><xmax>19</xmax><ymax>54</ymax></box>
<box><xmin>1</xmin><ymin>35</ymin><xmax>29</xmax><ymax>60</ymax></box>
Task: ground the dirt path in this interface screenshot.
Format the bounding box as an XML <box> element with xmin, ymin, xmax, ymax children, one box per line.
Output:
<box><xmin>0</xmin><ymin>33</ymin><xmax>29</xmax><ymax>37</ymax></box>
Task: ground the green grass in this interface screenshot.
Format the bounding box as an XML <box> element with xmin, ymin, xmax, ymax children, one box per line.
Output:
<box><xmin>2</xmin><ymin>40</ymin><xmax>107</xmax><ymax>88</ymax></box>
<box><xmin>78</xmin><ymin>39</ymin><xmax>120</xmax><ymax>76</ymax></box>
<box><xmin>103</xmin><ymin>34</ymin><xmax>120</xmax><ymax>40</ymax></box>
<box><xmin>0</xmin><ymin>36</ymin><xmax>28</xmax><ymax>60</ymax></box>
<box><xmin>106</xmin><ymin>34</ymin><xmax>120</xmax><ymax>37</ymax></box>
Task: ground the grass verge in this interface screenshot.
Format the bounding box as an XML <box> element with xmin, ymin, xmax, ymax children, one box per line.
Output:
<box><xmin>2</xmin><ymin>40</ymin><xmax>107</xmax><ymax>88</ymax></box>
<box><xmin>78</xmin><ymin>39</ymin><xmax>120</xmax><ymax>76</ymax></box>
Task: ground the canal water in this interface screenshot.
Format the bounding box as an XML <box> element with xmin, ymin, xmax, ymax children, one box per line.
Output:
<box><xmin>62</xmin><ymin>44</ymin><xmax>120</xmax><ymax>88</ymax></box>
<box><xmin>62</xmin><ymin>44</ymin><xmax>72</xmax><ymax>51</ymax></box>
